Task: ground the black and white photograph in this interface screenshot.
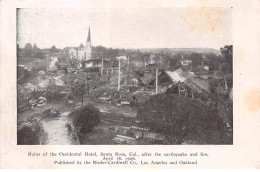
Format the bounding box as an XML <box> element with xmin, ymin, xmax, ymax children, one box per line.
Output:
<box><xmin>16</xmin><ymin>8</ymin><xmax>233</xmax><ymax>145</ymax></box>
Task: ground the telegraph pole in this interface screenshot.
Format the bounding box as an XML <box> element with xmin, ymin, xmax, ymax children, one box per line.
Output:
<box><xmin>101</xmin><ymin>55</ymin><xmax>104</xmax><ymax>75</ymax></box>
<box><xmin>67</xmin><ymin>69</ymin><xmax>69</xmax><ymax>87</ymax></box>
<box><xmin>81</xmin><ymin>83</ymin><xmax>84</xmax><ymax>106</ymax></box>
<box><xmin>127</xmin><ymin>55</ymin><xmax>129</xmax><ymax>85</ymax></box>
<box><xmin>155</xmin><ymin>68</ymin><xmax>158</xmax><ymax>94</ymax></box>
<box><xmin>127</xmin><ymin>55</ymin><xmax>129</xmax><ymax>71</ymax></box>
<box><xmin>118</xmin><ymin>58</ymin><xmax>121</xmax><ymax>91</ymax></box>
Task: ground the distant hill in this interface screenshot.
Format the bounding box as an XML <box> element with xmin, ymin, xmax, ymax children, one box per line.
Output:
<box><xmin>133</xmin><ymin>48</ymin><xmax>221</xmax><ymax>55</ymax></box>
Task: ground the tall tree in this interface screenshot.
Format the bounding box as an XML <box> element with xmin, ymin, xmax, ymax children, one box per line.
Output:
<box><xmin>24</xmin><ymin>43</ymin><xmax>33</xmax><ymax>57</ymax></box>
<box><xmin>24</xmin><ymin>43</ymin><xmax>32</xmax><ymax>49</ymax></box>
<box><xmin>50</xmin><ymin>45</ymin><xmax>59</xmax><ymax>53</ymax></box>
<box><xmin>220</xmin><ymin>45</ymin><xmax>233</xmax><ymax>72</ymax></box>
<box><xmin>190</xmin><ymin>53</ymin><xmax>203</xmax><ymax>69</ymax></box>
<box><xmin>32</xmin><ymin>43</ymin><xmax>40</xmax><ymax>57</ymax></box>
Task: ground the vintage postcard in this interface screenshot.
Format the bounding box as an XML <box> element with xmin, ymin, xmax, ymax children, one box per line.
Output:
<box><xmin>0</xmin><ymin>0</ymin><xmax>260</xmax><ymax>169</ymax></box>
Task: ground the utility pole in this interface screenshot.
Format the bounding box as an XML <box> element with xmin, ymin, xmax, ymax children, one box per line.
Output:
<box><xmin>106</xmin><ymin>68</ymin><xmax>109</xmax><ymax>80</ymax></box>
<box><xmin>144</xmin><ymin>56</ymin><xmax>147</xmax><ymax>67</ymax></box>
<box><xmin>127</xmin><ymin>55</ymin><xmax>129</xmax><ymax>71</ymax></box>
<box><xmin>224</xmin><ymin>77</ymin><xmax>228</xmax><ymax>90</ymax></box>
<box><xmin>67</xmin><ymin>69</ymin><xmax>69</xmax><ymax>87</ymax></box>
<box><xmin>101</xmin><ymin>55</ymin><xmax>104</xmax><ymax>75</ymax></box>
<box><xmin>81</xmin><ymin>83</ymin><xmax>84</xmax><ymax>106</ymax></box>
<box><xmin>118</xmin><ymin>58</ymin><xmax>121</xmax><ymax>91</ymax></box>
<box><xmin>45</xmin><ymin>56</ymin><xmax>47</xmax><ymax>72</ymax></box>
<box><xmin>155</xmin><ymin>68</ymin><xmax>158</xmax><ymax>94</ymax></box>
<box><xmin>127</xmin><ymin>55</ymin><xmax>129</xmax><ymax>85</ymax></box>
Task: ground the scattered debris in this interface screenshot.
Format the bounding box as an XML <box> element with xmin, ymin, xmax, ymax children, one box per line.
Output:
<box><xmin>113</xmin><ymin>135</ymin><xmax>136</xmax><ymax>144</ymax></box>
<box><xmin>42</xmin><ymin>108</ymin><xmax>60</xmax><ymax>118</ymax></box>
<box><xmin>36</xmin><ymin>96</ymin><xmax>47</xmax><ymax>106</ymax></box>
<box><xmin>65</xmin><ymin>122</ymin><xmax>72</xmax><ymax>131</ymax></box>
<box><xmin>17</xmin><ymin>49</ymin><xmax>233</xmax><ymax>145</ymax></box>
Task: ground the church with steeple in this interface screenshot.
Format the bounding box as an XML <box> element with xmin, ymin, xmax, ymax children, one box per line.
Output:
<box><xmin>66</xmin><ymin>26</ymin><xmax>92</xmax><ymax>61</ymax></box>
<box><xmin>85</xmin><ymin>26</ymin><xmax>92</xmax><ymax>61</ymax></box>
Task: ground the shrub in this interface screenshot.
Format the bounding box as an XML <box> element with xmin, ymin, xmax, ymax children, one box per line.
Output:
<box><xmin>70</xmin><ymin>104</ymin><xmax>100</xmax><ymax>133</ymax></box>
<box><xmin>17</xmin><ymin>125</ymin><xmax>39</xmax><ymax>145</ymax></box>
<box><xmin>137</xmin><ymin>94</ymin><xmax>225</xmax><ymax>144</ymax></box>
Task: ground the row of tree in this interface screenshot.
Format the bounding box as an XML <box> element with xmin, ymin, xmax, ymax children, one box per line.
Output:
<box><xmin>17</xmin><ymin>43</ymin><xmax>59</xmax><ymax>59</ymax></box>
<box><xmin>92</xmin><ymin>45</ymin><xmax>127</xmax><ymax>59</ymax></box>
<box><xmin>18</xmin><ymin>42</ymin><xmax>232</xmax><ymax>73</ymax></box>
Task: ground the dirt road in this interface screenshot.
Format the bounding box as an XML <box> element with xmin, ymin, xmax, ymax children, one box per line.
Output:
<box><xmin>18</xmin><ymin>96</ymin><xmax>138</xmax><ymax>145</ymax></box>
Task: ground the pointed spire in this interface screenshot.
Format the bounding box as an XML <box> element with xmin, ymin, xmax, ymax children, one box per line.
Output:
<box><xmin>87</xmin><ymin>26</ymin><xmax>91</xmax><ymax>42</ymax></box>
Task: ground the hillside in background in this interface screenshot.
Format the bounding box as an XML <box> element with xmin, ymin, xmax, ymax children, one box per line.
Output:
<box><xmin>135</xmin><ymin>48</ymin><xmax>221</xmax><ymax>55</ymax></box>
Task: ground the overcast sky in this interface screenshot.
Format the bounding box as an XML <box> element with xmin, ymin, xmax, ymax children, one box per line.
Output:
<box><xmin>17</xmin><ymin>8</ymin><xmax>232</xmax><ymax>49</ymax></box>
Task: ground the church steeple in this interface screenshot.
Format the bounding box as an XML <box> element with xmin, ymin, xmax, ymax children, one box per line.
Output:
<box><xmin>85</xmin><ymin>26</ymin><xmax>92</xmax><ymax>61</ymax></box>
<box><xmin>87</xmin><ymin>26</ymin><xmax>91</xmax><ymax>42</ymax></box>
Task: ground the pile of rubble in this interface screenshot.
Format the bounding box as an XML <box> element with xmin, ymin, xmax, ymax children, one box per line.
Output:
<box><xmin>17</xmin><ymin>67</ymin><xmax>73</xmax><ymax>111</ymax></box>
<box><xmin>17</xmin><ymin>65</ymin><xmax>32</xmax><ymax>84</ymax></box>
<box><xmin>89</xmin><ymin>83</ymin><xmax>155</xmax><ymax>106</ymax></box>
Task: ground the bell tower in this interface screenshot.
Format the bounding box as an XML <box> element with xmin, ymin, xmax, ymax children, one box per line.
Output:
<box><xmin>85</xmin><ymin>26</ymin><xmax>92</xmax><ymax>60</ymax></box>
